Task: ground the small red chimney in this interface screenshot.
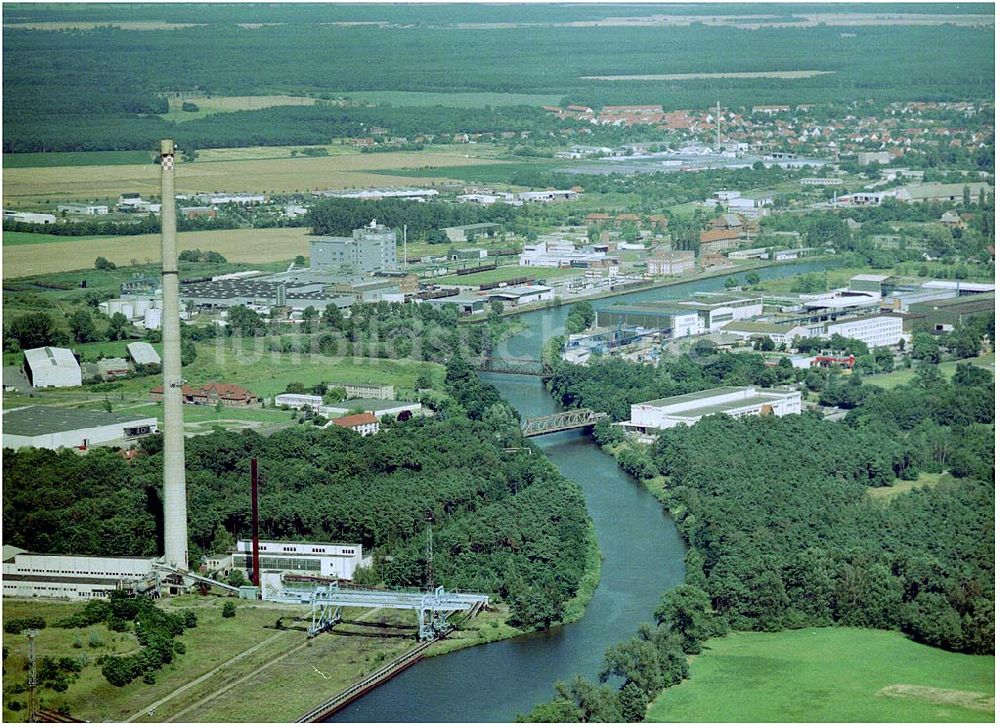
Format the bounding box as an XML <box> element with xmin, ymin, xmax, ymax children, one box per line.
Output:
<box><xmin>251</xmin><ymin>458</ymin><xmax>260</xmax><ymax>587</ymax></box>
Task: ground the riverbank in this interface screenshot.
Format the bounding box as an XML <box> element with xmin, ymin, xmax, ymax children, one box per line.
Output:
<box><xmin>463</xmin><ymin>256</ymin><xmax>844</xmax><ymax>325</ymax></box>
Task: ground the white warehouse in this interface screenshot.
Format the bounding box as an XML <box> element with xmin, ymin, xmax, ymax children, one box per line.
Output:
<box><xmin>826</xmin><ymin>314</ymin><xmax>906</xmax><ymax>349</ymax></box>
<box><xmin>2</xmin><ymin>546</ymin><xmax>156</xmax><ymax>601</ymax></box>
<box><xmin>233</xmin><ymin>540</ymin><xmax>370</xmax><ymax>580</ymax></box>
<box><xmin>274</xmin><ymin>393</ymin><xmax>324</xmax><ymax>411</ymax></box>
<box><xmin>2</xmin><ymin>406</ymin><xmax>158</xmax><ymax>450</ymax></box>
<box><xmin>620</xmin><ymin>386</ymin><xmax>802</xmax><ymax>440</ymax></box>
<box><xmin>22</xmin><ymin>347</ymin><xmax>82</xmax><ymax>388</ymax></box>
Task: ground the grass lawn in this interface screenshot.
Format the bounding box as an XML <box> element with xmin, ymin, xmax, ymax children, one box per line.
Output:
<box><xmin>436</xmin><ymin>265</ymin><xmax>578</xmax><ymax>286</ymax></box>
<box><xmin>95</xmin><ymin>341</ymin><xmax>444</xmax><ymax>400</ymax></box>
<box><xmin>646</xmin><ymin>628</ymin><xmax>994</xmax><ymax>723</ymax></box>
<box><xmin>3</xmin><ymin>231</ymin><xmax>114</xmax><ymax>246</ymax></box>
<box><xmin>3</xmin><ymin>151</ymin><xmax>156</xmax><ymax>169</ymax></box>
<box><xmin>869</xmin><ymin>472</ymin><xmax>951</xmax><ymax>501</ymax></box>
<box><xmin>1</xmin><ymin>596</ymin><xmax>310</xmax><ymax>723</ymax></box>
<box><xmin>865</xmin><ymin>354</ymin><xmax>994</xmax><ymax>389</ymax></box>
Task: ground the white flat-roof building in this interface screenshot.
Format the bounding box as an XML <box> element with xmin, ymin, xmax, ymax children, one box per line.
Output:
<box><xmin>621</xmin><ymin>386</ymin><xmax>802</xmax><ymax>440</ymax></box>
<box><xmin>2</xmin><ymin>547</ymin><xmax>155</xmax><ymax>601</ymax></box>
<box><xmin>275</xmin><ymin>393</ymin><xmax>324</xmax><ymax>411</ymax></box>
<box><xmin>233</xmin><ymin>539</ymin><xmax>370</xmax><ymax>581</ymax></box>
<box><xmin>319</xmin><ymin>399</ymin><xmax>422</xmax><ymax>419</ymax></box>
<box><xmin>4</xmin><ymin>210</ymin><xmax>56</xmax><ymax>225</ymax></box>
<box><xmin>3</xmin><ymin>406</ymin><xmax>158</xmax><ymax>450</ymax></box>
<box><xmin>487</xmin><ymin>285</ymin><xmax>554</xmax><ymax>307</ymax></box>
<box><xmin>22</xmin><ymin>347</ymin><xmax>82</xmax><ymax>388</ymax></box>
<box><xmin>826</xmin><ymin>314</ymin><xmax>906</xmax><ymax>349</ymax></box>
<box><xmin>127</xmin><ymin>341</ymin><xmax>162</xmax><ymax>367</ymax></box>
<box><xmin>57</xmin><ymin>203</ymin><xmax>109</xmax><ymax>216</ymax></box>
<box><xmin>329</xmin><ymin>383</ymin><xmax>395</xmax><ymax>400</ymax></box>
<box><xmin>679</xmin><ymin>293</ymin><xmax>764</xmax><ymax>331</ymax></box>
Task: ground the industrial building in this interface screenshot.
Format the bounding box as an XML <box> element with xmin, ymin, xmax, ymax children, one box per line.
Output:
<box><xmin>180</xmin><ymin>279</ymin><xmax>350</xmax><ymax>312</ymax></box>
<box><xmin>127</xmin><ymin>341</ymin><xmax>162</xmax><ymax>367</ymax></box>
<box><xmin>274</xmin><ymin>393</ymin><xmax>324</xmax><ymax>411</ymax></box>
<box><xmin>57</xmin><ymin>203</ymin><xmax>109</xmax><ymax>215</ymax></box>
<box><xmin>232</xmin><ymin>540</ymin><xmax>370</xmax><ymax>580</ymax></box>
<box><xmin>596</xmin><ymin>302</ymin><xmax>701</xmax><ymax>339</ymax></box>
<box><xmin>486</xmin><ymin>285</ymin><xmax>554</xmax><ymax>307</ymax></box>
<box><xmin>909</xmin><ymin>293</ymin><xmax>995</xmax><ymax>332</ymax></box>
<box><xmin>519</xmin><ymin>240</ymin><xmax>614</xmax><ymax>269</ymax></box>
<box><xmin>320</xmin><ymin>399</ymin><xmax>421</xmax><ymax>419</ymax></box>
<box><xmin>3</xmin><ymin>547</ymin><xmax>156</xmax><ymax>601</ymax></box>
<box><xmin>21</xmin><ymin>347</ymin><xmax>82</xmax><ymax>388</ymax></box>
<box><xmin>678</xmin><ymin>292</ymin><xmax>764</xmax><ymax>331</ymax></box>
<box><xmin>310</xmin><ymin>222</ymin><xmax>397</xmax><ymax>272</ymax></box>
<box><xmin>2</xmin><ymin>406</ymin><xmax>158</xmax><ymax>450</ymax></box>
<box><xmin>620</xmin><ymin>386</ymin><xmax>802</xmax><ymax>439</ymax></box>
<box><xmin>646</xmin><ymin>248</ymin><xmax>696</xmax><ymax>276</ymax></box>
<box><xmin>826</xmin><ymin>314</ymin><xmax>906</xmax><ymax>348</ymax></box>
<box><xmin>443</xmin><ymin>223</ymin><xmax>500</xmax><ymax>243</ymax></box>
<box><xmin>330</xmin><ymin>383</ymin><xmax>395</xmax><ymax>400</ymax></box>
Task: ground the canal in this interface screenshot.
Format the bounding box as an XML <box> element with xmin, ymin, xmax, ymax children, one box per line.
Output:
<box><xmin>331</xmin><ymin>260</ymin><xmax>838</xmax><ymax>722</ymax></box>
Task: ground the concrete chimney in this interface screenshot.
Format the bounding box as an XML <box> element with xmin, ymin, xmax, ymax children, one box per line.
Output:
<box><xmin>160</xmin><ymin>139</ymin><xmax>189</xmax><ymax>569</ymax></box>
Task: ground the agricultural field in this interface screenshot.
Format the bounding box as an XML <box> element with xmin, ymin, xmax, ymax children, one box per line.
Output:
<box><xmin>3</xmin><ymin>228</ymin><xmax>311</xmax><ymax>278</ymax></box>
<box><xmin>162</xmin><ymin>95</ymin><xmax>321</xmax><ymax>122</ymax></box>
<box><xmin>336</xmin><ymin>90</ymin><xmax>564</xmax><ymax>108</ymax></box>
<box><xmin>380</xmin><ymin>160</ymin><xmax>571</xmax><ymax>185</ymax></box>
<box><xmin>646</xmin><ymin>628</ymin><xmax>995</xmax><ymax>723</ymax></box>
<box><xmin>2</xmin><ymin>232</ymin><xmax>113</xmax><ymax>246</ymax></box>
<box><xmin>2</xmin><ymin>151</ymin><xmax>156</xmax><ymax>169</ymax></box>
<box><xmin>2</xmin><ymin>148</ymin><xmax>510</xmax><ymax>207</ymax></box>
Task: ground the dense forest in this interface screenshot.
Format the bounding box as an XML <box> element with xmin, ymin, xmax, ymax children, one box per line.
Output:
<box><xmin>307</xmin><ymin>197</ymin><xmax>521</xmax><ymax>241</ymax></box>
<box><xmin>524</xmin><ymin>360</ymin><xmax>994</xmax><ymax>720</ymax></box>
<box><xmin>2</xmin><ymin>358</ymin><xmax>589</xmax><ymax>629</ymax></box>
<box><xmin>3</xmin><ymin>19</ymin><xmax>993</xmax><ymax>152</ymax></box>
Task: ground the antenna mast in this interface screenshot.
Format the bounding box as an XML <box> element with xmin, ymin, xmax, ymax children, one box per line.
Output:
<box><xmin>26</xmin><ymin>629</ymin><xmax>39</xmax><ymax>722</ymax></box>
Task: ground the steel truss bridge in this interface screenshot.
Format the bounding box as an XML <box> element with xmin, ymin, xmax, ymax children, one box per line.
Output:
<box><xmin>477</xmin><ymin>356</ymin><xmax>553</xmax><ymax>378</ymax></box>
<box><xmin>267</xmin><ymin>584</ymin><xmax>489</xmax><ymax>641</ymax></box>
<box><xmin>521</xmin><ymin>409</ymin><xmax>609</xmax><ymax>437</ymax></box>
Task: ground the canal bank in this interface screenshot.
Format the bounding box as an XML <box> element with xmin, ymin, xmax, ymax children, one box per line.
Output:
<box><xmin>329</xmin><ymin>258</ymin><xmax>842</xmax><ymax>723</ymax></box>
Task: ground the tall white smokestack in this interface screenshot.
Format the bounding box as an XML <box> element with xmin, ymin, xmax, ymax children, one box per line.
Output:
<box><xmin>160</xmin><ymin>139</ymin><xmax>188</xmax><ymax>569</ymax></box>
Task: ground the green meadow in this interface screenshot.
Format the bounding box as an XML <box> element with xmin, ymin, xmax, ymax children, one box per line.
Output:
<box><xmin>646</xmin><ymin>628</ymin><xmax>994</xmax><ymax>723</ymax></box>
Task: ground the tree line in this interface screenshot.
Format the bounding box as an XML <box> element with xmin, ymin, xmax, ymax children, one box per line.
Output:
<box><xmin>524</xmin><ymin>361</ymin><xmax>993</xmax><ymax>720</ymax></box>
<box><xmin>3</xmin><ymin>360</ymin><xmax>591</xmax><ymax>630</ymax></box>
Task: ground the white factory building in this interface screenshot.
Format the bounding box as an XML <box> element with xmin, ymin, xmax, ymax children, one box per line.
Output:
<box><xmin>319</xmin><ymin>399</ymin><xmax>422</xmax><ymax>419</ymax></box>
<box><xmin>679</xmin><ymin>293</ymin><xmax>764</xmax><ymax>332</ymax></box>
<box><xmin>620</xmin><ymin>386</ymin><xmax>802</xmax><ymax>440</ymax></box>
<box><xmin>127</xmin><ymin>341</ymin><xmax>162</xmax><ymax>367</ymax></box>
<box><xmin>22</xmin><ymin>347</ymin><xmax>82</xmax><ymax>388</ymax></box>
<box><xmin>233</xmin><ymin>540</ymin><xmax>370</xmax><ymax>581</ymax></box>
<box><xmin>274</xmin><ymin>393</ymin><xmax>324</xmax><ymax>411</ymax></box>
<box><xmin>2</xmin><ymin>546</ymin><xmax>156</xmax><ymax>601</ymax></box>
<box><xmin>3</xmin><ymin>406</ymin><xmax>158</xmax><ymax>450</ymax></box>
<box><xmin>826</xmin><ymin>314</ymin><xmax>906</xmax><ymax>349</ymax></box>
<box><xmin>519</xmin><ymin>240</ymin><xmax>608</xmax><ymax>268</ymax></box>
<box><xmin>487</xmin><ymin>284</ymin><xmax>554</xmax><ymax>307</ymax></box>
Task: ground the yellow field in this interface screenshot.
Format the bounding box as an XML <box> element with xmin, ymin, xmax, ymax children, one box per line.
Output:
<box><xmin>3</xmin><ymin>228</ymin><xmax>310</xmax><ymax>278</ymax></box>
<box><xmin>3</xmin><ymin>150</ymin><xmax>506</xmax><ymax>206</ymax></box>
<box><xmin>163</xmin><ymin>95</ymin><xmax>321</xmax><ymax>122</ymax></box>
<box><xmin>581</xmin><ymin>70</ymin><xmax>834</xmax><ymax>80</ymax></box>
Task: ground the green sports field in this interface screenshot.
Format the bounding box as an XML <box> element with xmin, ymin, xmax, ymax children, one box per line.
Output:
<box><xmin>646</xmin><ymin>628</ymin><xmax>994</xmax><ymax>723</ymax></box>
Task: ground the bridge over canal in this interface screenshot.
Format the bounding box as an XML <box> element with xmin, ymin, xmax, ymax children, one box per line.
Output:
<box><xmin>520</xmin><ymin>409</ymin><xmax>609</xmax><ymax>437</ymax></box>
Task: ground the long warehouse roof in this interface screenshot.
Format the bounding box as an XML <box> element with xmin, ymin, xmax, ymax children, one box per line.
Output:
<box><xmin>3</xmin><ymin>406</ymin><xmax>155</xmax><ymax>437</ymax></box>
